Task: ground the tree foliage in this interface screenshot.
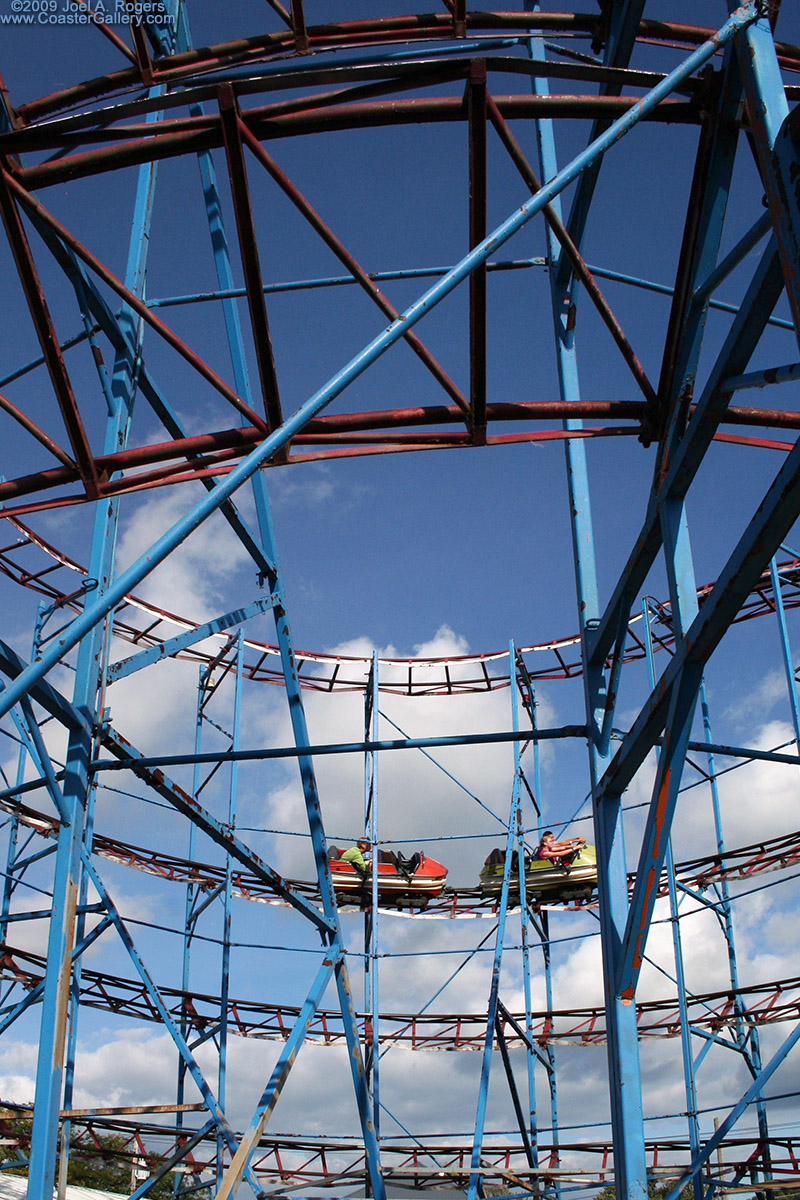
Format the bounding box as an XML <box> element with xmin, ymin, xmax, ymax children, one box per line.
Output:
<box><xmin>65</xmin><ymin>1131</ymin><xmax>176</xmax><ymax>1198</ymax></box>
<box><xmin>0</xmin><ymin>1113</ymin><xmax>202</xmax><ymax>1199</ymax></box>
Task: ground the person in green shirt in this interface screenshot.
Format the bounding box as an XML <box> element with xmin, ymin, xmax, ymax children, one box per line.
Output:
<box><xmin>341</xmin><ymin>838</ymin><xmax>371</xmax><ymax>874</ymax></box>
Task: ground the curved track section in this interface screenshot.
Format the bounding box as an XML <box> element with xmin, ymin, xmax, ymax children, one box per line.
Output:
<box><xmin>3</xmin><ymin>514</ymin><xmax>800</xmax><ymax>691</ymax></box>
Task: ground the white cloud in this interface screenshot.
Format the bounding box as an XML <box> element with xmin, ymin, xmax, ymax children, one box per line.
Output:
<box><xmin>724</xmin><ymin>668</ymin><xmax>791</xmax><ymax>726</ymax></box>
<box><xmin>114</xmin><ymin>488</ymin><xmax>251</xmax><ymax>622</ymax></box>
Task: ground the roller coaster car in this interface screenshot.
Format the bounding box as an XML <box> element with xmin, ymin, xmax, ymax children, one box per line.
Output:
<box><xmin>328</xmin><ymin>847</ymin><xmax>447</xmax><ymax>908</ymax></box>
<box><xmin>479</xmin><ymin>844</ymin><xmax>597</xmax><ymax>903</ymax></box>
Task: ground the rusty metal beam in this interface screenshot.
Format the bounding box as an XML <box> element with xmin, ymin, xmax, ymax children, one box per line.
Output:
<box><xmin>236</xmin><ymin>115</ymin><xmax>471</xmax><ymax>419</ymax></box>
<box><xmin>290</xmin><ymin>0</ymin><xmax>309</xmax><ymax>53</ymax></box>
<box><xmin>128</xmin><ymin>20</ymin><xmax>155</xmax><ymax>87</ymax></box>
<box><xmin>0</xmin><ymin>168</ymin><xmax>100</xmax><ymax>498</ymax></box>
<box><xmin>218</xmin><ymin>85</ymin><xmax>283</xmax><ymax>435</ymax></box>
<box><xmin>0</xmin><ymin>390</ymin><xmax>76</xmax><ymax>469</ymax></box>
<box><xmin>12</xmin><ymin>95</ymin><xmax>700</xmax><ymax>192</ymax></box>
<box><xmin>2</xmin><ymin>168</ymin><xmax>270</xmax><ymax>434</ymax></box>
<box><xmin>485</xmin><ymin>94</ymin><xmax>657</xmax><ymax>415</ymax></box>
<box><xmin>468</xmin><ymin>61</ymin><xmax>487</xmax><ymax>443</ymax></box>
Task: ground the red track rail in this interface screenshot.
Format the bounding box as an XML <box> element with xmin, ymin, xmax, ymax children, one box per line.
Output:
<box><xmin>0</xmin><ymin>1109</ymin><xmax>795</xmax><ymax>1192</ymax></box>
<box><xmin>2</xmin><ymin>515</ymin><xmax>800</xmax><ymax>691</ymax></box>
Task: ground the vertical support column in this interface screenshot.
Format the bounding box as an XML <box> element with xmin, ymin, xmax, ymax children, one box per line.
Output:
<box><xmin>730</xmin><ymin>3</ymin><xmax>800</xmax><ymax>345</ymax></box>
<box><xmin>467</xmin><ymin>58</ymin><xmax>487</xmax><ymax>443</ymax></box>
<box><xmin>510</xmin><ymin>649</ymin><xmax>539</xmax><ymax>1177</ymax></box>
<box><xmin>364</xmin><ymin>652</ymin><xmax>380</xmax><ymax>1150</ymax></box>
<box><xmin>468</xmin><ymin>648</ymin><xmax>522</xmax><ymax>1200</ymax></box>
<box><xmin>641</xmin><ymin>602</ymin><xmax>701</xmax><ymax>1200</ymax></box>
<box><xmin>769</xmin><ymin>556</ymin><xmax>800</xmax><ymax>757</ymax></box>
<box><xmin>176</xmin><ymin>664</ymin><xmax>205</xmax><ymax>1190</ymax></box>
<box><xmin>517</xmin><ymin>657</ymin><xmax>560</xmax><ymax>1198</ymax></box>
<box><xmin>526</xmin><ymin>21</ymin><xmax>646</xmax><ymax>1200</ymax></box>
<box><xmin>0</xmin><ymin>619</ymin><xmax>43</xmax><ymax>947</ymax></box>
<box><xmin>218</xmin><ymin>631</ymin><xmax>243</xmax><ymax>1178</ymax></box>
<box><xmin>26</xmin><ymin>95</ymin><xmax>163</xmax><ymax>1200</ymax></box>
<box><xmin>697</xmin><ymin>679</ymin><xmax>770</xmax><ymax>1184</ymax></box>
<box><xmin>57</xmin><ymin>720</ymin><xmax>102</xmax><ymax>1200</ymax></box>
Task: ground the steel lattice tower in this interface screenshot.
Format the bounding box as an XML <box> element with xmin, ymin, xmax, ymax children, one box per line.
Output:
<box><xmin>2</xmin><ymin>4</ymin><xmax>800</xmax><ymax>1200</ymax></box>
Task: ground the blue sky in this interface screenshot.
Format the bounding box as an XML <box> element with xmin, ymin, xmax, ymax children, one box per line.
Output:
<box><xmin>2</xmin><ymin>0</ymin><xmax>800</xmax><ymax>1191</ymax></box>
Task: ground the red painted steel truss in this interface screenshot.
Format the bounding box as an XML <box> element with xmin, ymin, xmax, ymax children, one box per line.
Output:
<box><xmin>1</xmin><ymin>14</ymin><xmax>799</xmax><ymax>517</ymax></box>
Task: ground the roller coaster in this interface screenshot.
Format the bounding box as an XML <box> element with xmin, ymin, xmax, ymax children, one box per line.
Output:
<box><xmin>3</xmin><ymin>4</ymin><xmax>800</xmax><ymax>1200</ymax></box>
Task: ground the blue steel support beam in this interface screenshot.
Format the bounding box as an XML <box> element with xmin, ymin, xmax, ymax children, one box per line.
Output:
<box><xmin>214</xmin><ymin>950</ymin><xmax>339</xmax><ymax>1200</ymax></box>
<box><xmin>589</xmin><ymin>235</ymin><xmax>786</xmax><ymax>677</ymax></box>
<box><xmin>468</xmin><ymin>780</ymin><xmax>520</xmax><ymax>1200</ymax></box>
<box><xmin>731</xmin><ymin>3</ymin><xmax>800</xmax><ymax>343</ymax></box>
<box><xmin>101</xmin><ymin>726</ymin><xmax>332</xmax><ymax>933</ymax></box>
<box><xmin>192</xmin><ymin>109</ymin><xmax>385</xmax><ymax>1196</ymax></box>
<box><xmin>594</xmin><ymin>10</ymin><xmax>800</xmax><ymax>676</ymax></box>
<box><xmin>216</xmin><ymin>631</ymin><xmax>242</xmax><ymax>1182</ymax></box>
<box><xmin>366</xmin><ymin>651</ymin><xmax>380</xmax><ymax>1145</ymax></box>
<box><xmin>651</xmin><ymin>42</ymin><xmax>744</xmax><ymax>464</ymax></box>
<box><xmin>58</xmin><ymin>723</ymin><xmax>103</xmax><ymax>1200</ymax></box>
<box><xmin>1</xmin><ymin>686</ymin><xmax>69</xmax><ymax>826</ymax></box>
<box><xmin>514</xmin><ymin>659</ymin><xmax>556</xmax><ymax>1182</ymax></box>
<box><xmin>642</xmin><ymin>603</ymin><xmax>701</xmax><ymax>1200</ymax></box>
<box><xmin>78</xmin><ymin>852</ymin><xmax>258</xmax><ymax>1184</ymax></box>
<box><xmin>696</xmin><ymin>681</ymin><xmax>771</xmax><ymax>1185</ymax></box>
<box><xmin>175</xmin><ymin>663</ymin><xmax>206</xmax><ymax>1188</ymax></box>
<box><xmin>552</xmin><ymin>0</ymin><xmax>646</xmax><ymax>297</ymax></box>
<box><xmin>106</xmin><ymin>595</ymin><xmax>277</xmax><ymax>682</ymax></box>
<box><xmin>0</xmin><ymin>2</ymin><xmax>760</xmax><ymax>724</ymax></box>
<box><xmin>0</xmin><ymin>719</ymin><xmax>30</xmax><ymax>945</ymax></box>
<box><xmin>599</xmin><ymin>429</ymin><xmax>800</xmax><ymax>1003</ymax></box>
<box><xmin>0</xmin><ymin>639</ymin><xmax>87</xmax><ymax>735</ymax></box>
<box><xmin>0</xmin><ymin>914</ymin><xmax>113</xmax><ymax>1039</ymax></box>
<box><xmin>16</xmin><ymin>218</ymin><xmax>277</xmax><ymax>585</ymax></box>
<box><xmin>692</xmin><ymin>210</ymin><xmax>772</xmax><ymax>311</ymax></box>
<box><xmin>769</xmin><ymin>557</ymin><xmax>800</xmax><ymax>755</ymax></box>
<box><xmin>529</xmin><ymin>23</ymin><xmax>646</xmax><ymax>1200</ymax></box>
<box><xmin>614</xmin><ymin>494</ymin><xmax>705</xmax><ymax>996</ymax></box>
<box><xmin>511</xmin><ymin>656</ymin><xmax>540</xmax><ymax>1178</ymax></box>
<box><xmin>25</xmin><ymin>97</ymin><xmax>163</xmax><ymax>1197</ymax></box>
<box><xmin>600</xmin><ymin>427</ymin><xmax>800</xmax><ymax>805</ymax></box>
<box><xmin>664</xmin><ymin>1014</ymin><xmax>800</xmax><ymax>1200</ymax></box>
<box><xmin>128</xmin><ymin>1124</ymin><xmax>214</xmax><ymax>1200</ymax></box>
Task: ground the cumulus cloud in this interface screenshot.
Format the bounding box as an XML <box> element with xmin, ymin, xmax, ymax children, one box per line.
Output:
<box><xmin>4</xmin><ymin>604</ymin><xmax>799</xmax><ymax>1183</ymax></box>
<box><xmin>114</xmin><ymin>487</ymin><xmax>252</xmax><ymax>622</ymax></box>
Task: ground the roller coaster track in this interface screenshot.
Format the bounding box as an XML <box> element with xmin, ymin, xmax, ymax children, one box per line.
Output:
<box><xmin>2</xmin><ymin>780</ymin><xmax>799</xmax><ymax>915</ymax></box>
<box><xmin>2</xmin><ymin>516</ymin><xmax>800</xmax><ymax>692</ymax></box>
<box><xmin>1</xmin><ymin>932</ymin><xmax>798</xmax><ymax>1052</ymax></box>
<box><xmin>0</xmin><ymin>1107</ymin><xmax>795</xmax><ymax>1193</ymax></box>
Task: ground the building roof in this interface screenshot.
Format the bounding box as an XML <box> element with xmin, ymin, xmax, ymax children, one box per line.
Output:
<box><xmin>0</xmin><ymin>1171</ymin><xmax>127</xmax><ymax>1200</ymax></box>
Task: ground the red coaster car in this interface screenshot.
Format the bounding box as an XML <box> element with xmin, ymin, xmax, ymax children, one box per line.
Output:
<box><xmin>328</xmin><ymin>846</ymin><xmax>447</xmax><ymax>909</ymax></box>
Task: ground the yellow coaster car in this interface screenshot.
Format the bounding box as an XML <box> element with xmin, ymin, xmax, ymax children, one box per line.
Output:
<box><xmin>479</xmin><ymin>844</ymin><xmax>597</xmax><ymax>903</ymax></box>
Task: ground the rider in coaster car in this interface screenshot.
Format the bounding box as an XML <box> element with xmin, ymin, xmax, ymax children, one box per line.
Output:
<box><xmin>341</xmin><ymin>838</ymin><xmax>371</xmax><ymax>875</ymax></box>
<box><xmin>535</xmin><ymin>830</ymin><xmax>586</xmax><ymax>871</ymax></box>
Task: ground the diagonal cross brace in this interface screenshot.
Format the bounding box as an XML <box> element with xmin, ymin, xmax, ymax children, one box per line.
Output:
<box><xmin>20</xmin><ymin>210</ymin><xmax>278</xmax><ymax>583</ymax></box>
<box><xmin>598</xmin><ymin>425</ymin><xmax>800</xmax><ymax>802</ymax></box>
<box><xmin>101</xmin><ymin>726</ymin><xmax>333</xmax><ymax>935</ymax></box>
<box><xmin>664</xmin><ymin>1013</ymin><xmax>800</xmax><ymax>1200</ymax></box>
<box><xmin>615</xmin><ymin>663</ymin><xmax>703</xmax><ymax>999</ymax></box>
<box><xmin>0</xmin><ymin>638</ymin><xmax>331</xmax><ymax>934</ymax></box>
<box><xmin>588</xmin><ymin>236</ymin><xmax>786</xmax><ymax>677</ymax></box>
<box><xmin>107</xmin><ymin>594</ymin><xmax>278</xmax><ymax>682</ymax></box>
<box><xmin>78</xmin><ymin>851</ymin><xmax>262</xmax><ymax>1195</ymax></box>
<box><xmin>215</xmin><ymin>950</ymin><xmax>339</xmax><ymax>1200</ymax></box>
